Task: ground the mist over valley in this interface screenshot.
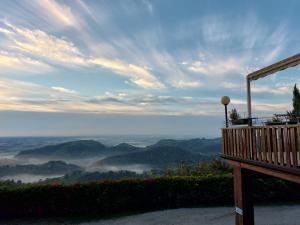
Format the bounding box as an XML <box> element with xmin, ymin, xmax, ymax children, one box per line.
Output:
<box><xmin>0</xmin><ymin>136</ymin><xmax>220</xmax><ymax>183</ymax></box>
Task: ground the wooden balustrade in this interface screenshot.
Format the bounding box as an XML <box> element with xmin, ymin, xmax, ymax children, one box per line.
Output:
<box><xmin>222</xmin><ymin>125</ymin><xmax>300</xmax><ymax>169</ymax></box>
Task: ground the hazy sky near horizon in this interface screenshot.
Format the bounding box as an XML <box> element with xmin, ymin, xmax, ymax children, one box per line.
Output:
<box><xmin>0</xmin><ymin>0</ymin><xmax>300</xmax><ymax>137</ymax></box>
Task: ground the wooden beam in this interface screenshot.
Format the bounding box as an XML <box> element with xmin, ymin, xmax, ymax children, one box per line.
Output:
<box><xmin>247</xmin><ymin>53</ymin><xmax>300</xmax><ymax>81</ymax></box>
<box><xmin>226</xmin><ymin>158</ymin><xmax>300</xmax><ymax>184</ymax></box>
<box><xmin>234</xmin><ymin>167</ymin><xmax>254</xmax><ymax>225</ymax></box>
<box><xmin>247</xmin><ymin>79</ymin><xmax>252</xmax><ymax>125</ymax></box>
<box><xmin>246</xmin><ymin>53</ymin><xmax>300</xmax><ymax>122</ymax></box>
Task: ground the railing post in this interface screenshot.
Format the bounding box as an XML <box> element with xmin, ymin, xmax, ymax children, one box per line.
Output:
<box><xmin>234</xmin><ymin>166</ymin><xmax>254</xmax><ymax>225</ymax></box>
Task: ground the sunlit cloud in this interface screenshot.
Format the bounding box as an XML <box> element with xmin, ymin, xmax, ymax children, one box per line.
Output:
<box><xmin>34</xmin><ymin>0</ymin><xmax>81</xmax><ymax>29</ymax></box>
<box><xmin>0</xmin><ymin>51</ymin><xmax>51</xmax><ymax>74</ymax></box>
<box><xmin>0</xmin><ymin>22</ymin><xmax>85</xmax><ymax>65</ymax></box>
<box><xmin>0</xmin><ymin>22</ymin><xmax>165</xmax><ymax>89</ymax></box>
<box><xmin>51</xmin><ymin>87</ymin><xmax>77</xmax><ymax>95</ymax></box>
<box><xmin>89</xmin><ymin>58</ymin><xmax>164</xmax><ymax>89</ymax></box>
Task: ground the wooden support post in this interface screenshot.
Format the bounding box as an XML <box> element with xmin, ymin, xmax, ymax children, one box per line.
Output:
<box><xmin>247</xmin><ymin>79</ymin><xmax>252</xmax><ymax>126</ymax></box>
<box><xmin>234</xmin><ymin>167</ymin><xmax>254</xmax><ymax>225</ymax></box>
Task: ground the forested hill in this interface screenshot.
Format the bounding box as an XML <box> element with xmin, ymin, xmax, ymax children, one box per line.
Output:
<box><xmin>148</xmin><ymin>138</ymin><xmax>221</xmax><ymax>154</ymax></box>
<box><xmin>94</xmin><ymin>146</ymin><xmax>212</xmax><ymax>168</ymax></box>
<box><xmin>16</xmin><ymin>140</ymin><xmax>107</xmax><ymax>159</ymax></box>
<box><xmin>15</xmin><ymin>138</ymin><xmax>220</xmax><ymax>161</ymax></box>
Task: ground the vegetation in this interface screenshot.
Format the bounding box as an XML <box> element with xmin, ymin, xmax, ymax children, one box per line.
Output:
<box><xmin>16</xmin><ymin>138</ymin><xmax>220</xmax><ymax>162</ymax></box>
<box><xmin>292</xmin><ymin>84</ymin><xmax>300</xmax><ymax>116</ymax></box>
<box><xmin>95</xmin><ymin>146</ymin><xmax>212</xmax><ymax>169</ymax></box>
<box><xmin>148</xmin><ymin>138</ymin><xmax>221</xmax><ymax>154</ymax></box>
<box><xmin>43</xmin><ymin>170</ymin><xmax>145</xmax><ymax>184</ymax></box>
<box><xmin>16</xmin><ymin>140</ymin><xmax>108</xmax><ymax>159</ymax></box>
<box><xmin>0</xmin><ymin>175</ymin><xmax>233</xmax><ymax>219</ymax></box>
<box><xmin>266</xmin><ymin>115</ymin><xmax>284</xmax><ymax>125</ymax></box>
<box><xmin>229</xmin><ymin>108</ymin><xmax>241</xmax><ymax>121</ymax></box>
<box><xmin>0</xmin><ymin>160</ymin><xmax>299</xmax><ymax>219</ymax></box>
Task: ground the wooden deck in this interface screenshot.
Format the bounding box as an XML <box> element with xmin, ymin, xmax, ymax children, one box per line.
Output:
<box><xmin>222</xmin><ymin>125</ymin><xmax>300</xmax><ymax>225</ymax></box>
<box><xmin>223</xmin><ymin>54</ymin><xmax>300</xmax><ymax>225</ymax></box>
<box><xmin>221</xmin><ymin>125</ymin><xmax>300</xmax><ymax>172</ymax></box>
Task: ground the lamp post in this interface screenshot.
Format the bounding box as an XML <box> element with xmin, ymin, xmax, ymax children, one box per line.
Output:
<box><xmin>221</xmin><ymin>96</ymin><xmax>230</xmax><ymax>128</ymax></box>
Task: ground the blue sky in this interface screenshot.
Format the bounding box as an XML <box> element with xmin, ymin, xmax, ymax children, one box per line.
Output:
<box><xmin>0</xmin><ymin>0</ymin><xmax>299</xmax><ymax>137</ymax></box>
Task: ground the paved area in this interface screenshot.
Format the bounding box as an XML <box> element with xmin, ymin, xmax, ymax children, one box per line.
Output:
<box><xmin>3</xmin><ymin>205</ymin><xmax>300</xmax><ymax>225</ymax></box>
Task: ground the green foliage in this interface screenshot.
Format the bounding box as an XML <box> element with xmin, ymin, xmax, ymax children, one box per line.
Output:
<box><xmin>0</xmin><ymin>174</ymin><xmax>300</xmax><ymax>220</ymax></box>
<box><xmin>97</xmin><ymin>146</ymin><xmax>212</xmax><ymax>168</ymax></box>
<box><xmin>161</xmin><ymin>159</ymin><xmax>232</xmax><ymax>177</ymax></box>
<box><xmin>292</xmin><ymin>84</ymin><xmax>300</xmax><ymax>116</ymax></box>
<box><xmin>0</xmin><ymin>170</ymin><xmax>299</xmax><ymax>220</ymax></box>
<box><xmin>149</xmin><ymin>138</ymin><xmax>221</xmax><ymax>154</ymax></box>
<box><xmin>0</xmin><ymin>175</ymin><xmax>233</xmax><ymax>219</ymax></box>
<box><xmin>43</xmin><ymin>170</ymin><xmax>145</xmax><ymax>185</ymax></box>
<box><xmin>229</xmin><ymin>108</ymin><xmax>241</xmax><ymax>121</ymax></box>
<box><xmin>17</xmin><ymin>140</ymin><xmax>107</xmax><ymax>159</ymax></box>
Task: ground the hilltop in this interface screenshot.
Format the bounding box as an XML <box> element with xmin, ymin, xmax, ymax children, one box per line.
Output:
<box><xmin>94</xmin><ymin>146</ymin><xmax>211</xmax><ymax>169</ymax></box>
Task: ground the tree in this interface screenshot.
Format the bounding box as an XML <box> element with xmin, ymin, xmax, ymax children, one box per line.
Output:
<box><xmin>292</xmin><ymin>84</ymin><xmax>300</xmax><ymax>116</ymax></box>
<box><xmin>229</xmin><ymin>108</ymin><xmax>241</xmax><ymax>121</ymax></box>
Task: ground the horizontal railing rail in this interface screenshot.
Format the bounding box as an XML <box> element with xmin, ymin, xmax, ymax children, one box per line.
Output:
<box><xmin>222</xmin><ymin>125</ymin><xmax>300</xmax><ymax>168</ymax></box>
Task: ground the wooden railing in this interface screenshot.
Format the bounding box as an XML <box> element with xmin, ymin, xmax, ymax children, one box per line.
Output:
<box><xmin>222</xmin><ymin>125</ymin><xmax>300</xmax><ymax>168</ymax></box>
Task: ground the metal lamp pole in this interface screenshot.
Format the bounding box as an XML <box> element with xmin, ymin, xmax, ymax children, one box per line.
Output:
<box><xmin>221</xmin><ymin>96</ymin><xmax>230</xmax><ymax>128</ymax></box>
<box><xmin>224</xmin><ymin>104</ymin><xmax>228</xmax><ymax>128</ymax></box>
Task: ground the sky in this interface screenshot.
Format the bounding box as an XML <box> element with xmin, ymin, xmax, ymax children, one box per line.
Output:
<box><xmin>0</xmin><ymin>0</ymin><xmax>300</xmax><ymax>137</ymax></box>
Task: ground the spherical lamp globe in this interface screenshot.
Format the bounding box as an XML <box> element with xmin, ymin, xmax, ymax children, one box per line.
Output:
<box><xmin>221</xmin><ymin>96</ymin><xmax>230</xmax><ymax>106</ymax></box>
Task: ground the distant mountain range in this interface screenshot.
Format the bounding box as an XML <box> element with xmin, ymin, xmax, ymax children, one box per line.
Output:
<box><xmin>15</xmin><ymin>138</ymin><xmax>220</xmax><ymax>169</ymax></box>
<box><xmin>0</xmin><ymin>161</ymin><xmax>82</xmax><ymax>177</ymax></box>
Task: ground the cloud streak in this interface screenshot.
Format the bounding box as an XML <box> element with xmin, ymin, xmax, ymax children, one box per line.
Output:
<box><xmin>0</xmin><ymin>22</ymin><xmax>165</xmax><ymax>89</ymax></box>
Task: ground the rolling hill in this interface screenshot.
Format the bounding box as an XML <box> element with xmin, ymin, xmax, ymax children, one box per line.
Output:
<box><xmin>94</xmin><ymin>146</ymin><xmax>212</xmax><ymax>168</ymax></box>
<box><xmin>15</xmin><ymin>138</ymin><xmax>221</xmax><ymax>169</ymax></box>
<box><xmin>16</xmin><ymin>140</ymin><xmax>143</xmax><ymax>160</ymax></box>
<box><xmin>16</xmin><ymin>140</ymin><xmax>108</xmax><ymax>159</ymax></box>
<box><xmin>148</xmin><ymin>138</ymin><xmax>221</xmax><ymax>155</ymax></box>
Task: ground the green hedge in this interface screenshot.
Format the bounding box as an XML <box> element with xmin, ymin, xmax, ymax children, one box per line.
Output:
<box><xmin>0</xmin><ymin>175</ymin><xmax>232</xmax><ymax>219</ymax></box>
<box><xmin>0</xmin><ymin>175</ymin><xmax>299</xmax><ymax>219</ymax></box>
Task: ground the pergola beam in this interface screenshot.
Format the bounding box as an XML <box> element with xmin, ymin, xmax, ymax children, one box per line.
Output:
<box><xmin>247</xmin><ymin>53</ymin><xmax>300</xmax><ymax>81</ymax></box>
<box><xmin>246</xmin><ymin>53</ymin><xmax>300</xmax><ymax>124</ymax></box>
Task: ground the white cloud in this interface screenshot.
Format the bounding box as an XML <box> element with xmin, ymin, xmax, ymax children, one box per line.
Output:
<box><xmin>173</xmin><ymin>80</ymin><xmax>203</xmax><ymax>89</ymax></box>
<box><xmin>186</xmin><ymin>57</ymin><xmax>247</xmax><ymax>77</ymax></box>
<box><xmin>253</xmin><ymin>102</ymin><xmax>291</xmax><ymax>112</ymax></box>
<box><xmin>0</xmin><ymin>78</ymin><xmax>293</xmax><ymax>117</ymax></box>
<box><xmin>51</xmin><ymin>87</ymin><xmax>77</xmax><ymax>95</ymax></box>
<box><xmin>0</xmin><ymin>51</ymin><xmax>51</xmax><ymax>74</ymax></box>
<box><xmin>222</xmin><ymin>82</ymin><xmax>241</xmax><ymax>89</ymax></box>
<box><xmin>88</xmin><ymin>58</ymin><xmax>164</xmax><ymax>89</ymax></box>
<box><xmin>34</xmin><ymin>0</ymin><xmax>80</xmax><ymax>29</ymax></box>
<box><xmin>252</xmin><ymin>85</ymin><xmax>290</xmax><ymax>95</ymax></box>
<box><xmin>0</xmin><ymin>22</ymin><xmax>165</xmax><ymax>89</ymax></box>
<box><xmin>1</xmin><ymin>22</ymin><xmax>85</xmax><ymax>65</ymax></box>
